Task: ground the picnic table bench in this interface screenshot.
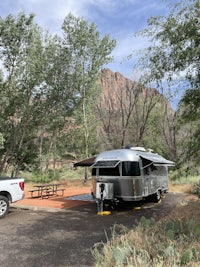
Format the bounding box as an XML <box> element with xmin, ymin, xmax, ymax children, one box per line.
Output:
<box><xmin>29</xmin><ymin>183</ymin><xmax>66</xmax><ymax>199</ymax></box>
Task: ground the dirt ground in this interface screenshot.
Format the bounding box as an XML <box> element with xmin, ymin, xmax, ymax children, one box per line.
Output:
<box><xmin>15</xmin><ymin>180</ymin><xmax>92</xmax><ymax>210</ymax></box>
<box><xmin>4</xmin><ymin>180</ymin><xmax>200</xmax><ymax>267</ymax></box>
<box><xmin>13</xmin><ymin>180</ymin><xmax>200</xmax><ymax>222</ymax></box>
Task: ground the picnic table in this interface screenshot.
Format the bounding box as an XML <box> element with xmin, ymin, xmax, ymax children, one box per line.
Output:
<box><xmin>29</xmin><ymin>183</ymin><xmax>66</xmax><ymax>199</ymax></box>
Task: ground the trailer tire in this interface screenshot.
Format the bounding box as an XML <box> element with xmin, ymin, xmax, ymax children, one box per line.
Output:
<box><xmin>151</xmin><ymin>191</ymin><xmax>161</xmax><ymax>203</ymax></box>
<box><xmin>0</xmin><ymin>195</ymin><xmax>9</xmax><ymax>219</ymax></box>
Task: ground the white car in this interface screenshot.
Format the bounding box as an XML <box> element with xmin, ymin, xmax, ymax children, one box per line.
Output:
<box><xmin>0</xmin><ymin>177</ymin><xmax>24</xmax><ymax>218</ymax></box>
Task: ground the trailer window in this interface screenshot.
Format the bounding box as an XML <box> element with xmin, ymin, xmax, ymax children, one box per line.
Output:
<box><xmin>122</xmin><ymin>162</ymin><xmax>141</xmax><ymax>176</ymax></box>
<box><xmin>92</xmin><ymin>160</ymin><xmax>120</xmax><ymax>168</ymax></box>
<box><xmin>99</xmin><ymin>166</ymin><xmax>120</xmax><ymax>176</ymax></box>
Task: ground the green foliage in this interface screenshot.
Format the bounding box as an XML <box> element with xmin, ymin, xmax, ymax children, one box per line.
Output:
<box><xmin>164</xmin><ymin>245</ymin><xmax>175</xmax><ymax>257</ymax></box>
<box><xmin>177</xmin><ymin>115</ymin><xmax>200</xmax><ymax>164</ymax></box>
<box><xmin>194</xmin><ymin>224</ymin><xmax>200</xmax><ymax>238</ymax></box>
<box><xmin>165</xmin><ymin>229</ymin><xmax>175</xmax><ymax>240</ymax></box>
<box><xmin>31</xmin><ymin>172</ymin><xmax>53</xmax><ymax>183</ymax></box>
<box><xmin>136</xmin><ymin>0</ymin><xmax>199</xmax><ymax>88</ymax></box>
<box><xmin>0</xmin><ymin>12</ymin><xmax>116</xmax><ymax>175</ymax></box>
<box><xmin>112</xmin><ymin>246</ymin><xmax>133</xmax><ymax>266</ymax></box>
<box><xmin>182</xmin><ymin>89</ymin><xmax>200</xmax><ymax>121</ymax></box>
<box><xmin>93</xmin><ymin>217</ymin><xmax>200</xmax><ymax>266</ymax></box>
<box><xmin>62</xmin><ymin>13</ymin><xmax>116</xmax><ymax>158</ymax></box>
<box><xmin>25</xmin><ymin>170</ymin><xmax>61</xmax><ymax>183</ymax></box>
<box><xmin>0</xmin><ymin>13</ymin><xmax>45</xmax><ymax>175</ymax></box>
<box><xmin>170</xmin><ymin>167</ymin><xmax>200</xmax><ymax>182</ymax></box>
<box><xmin>180</xmin><ymin>249</ymin><xmax>194</xmax><ymax>265</ymax></box>
<box><xmin>140</xmin><ymin>216</ymin><xmax>155</xmax><ymax>228</ymax></box>
<box><xmin>0</xmin><ymin>133</ymin><xmax>4</xmax><ymax>149</ymax></box>
<box><xmin>192</xmin><ymin>180</ymin><xmax>200</xmax><ymax>198</ymax></box>
<box><xmin>135</xmin><ymin>0</ymin><xmax>200</xmax><ymax>164</ymax></box>
<box><xmin>0</xmin><ymin>5</ymin><xmax>198</xmax><ymax>175</ymax></box>
<box><xmin>22</xmin><ymin>168</ymin><xmax>85</xmax><ymax>185</ymax></box>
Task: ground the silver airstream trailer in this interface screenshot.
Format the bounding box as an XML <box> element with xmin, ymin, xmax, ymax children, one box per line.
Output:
<box><xmin>91</xmin><ymin>147</ymin><xmax>174</xmax><ymax>212</ymax></box>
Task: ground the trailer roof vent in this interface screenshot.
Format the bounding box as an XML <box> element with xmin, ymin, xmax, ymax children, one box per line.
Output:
<box><xmin>146</xmin><ymin>148</ymin><xmax>154</xmax><ymax>153</ymax></box>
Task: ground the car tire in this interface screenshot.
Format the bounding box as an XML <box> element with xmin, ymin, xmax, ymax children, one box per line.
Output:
<box><xmin>0</xmin><ymin>195</ymin><xmax>9</xmax><ymax>219</ymax></box>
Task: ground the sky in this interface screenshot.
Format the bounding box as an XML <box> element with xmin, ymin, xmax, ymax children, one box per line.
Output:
<box><xmin>0</xmin><ymin>0</ymin><xmax>180</xmax><ymax>107</ymax></box>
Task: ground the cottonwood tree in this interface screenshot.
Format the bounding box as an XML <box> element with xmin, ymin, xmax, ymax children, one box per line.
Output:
<box><xmin>0</xmin><ymin>13</ymin><xmax>116</xmax><ymax>176</ymax></box>
<box><xmin>134</xmin><ymin>0</ymin><xmax>200</xmax><ymax>163</ymax></box>
<box><xmin>0</xmin><ymin>13</ymin><xmax>47</xmax><ymax>175</ymax></box>
<box><xmin>0</xmin><ymin>13</ymin><xmax>74</xmax><ymax>175</ymax></box>
<box><xmin>136</xmin><ymin>0</ymin><xmax>199</xmax><ymax>89</ymax></box>
<box><xmin>40</xmin><ymin>14</ymin><xmax>117</xmax><ymax>181</ymax></box>
<box><xmin>62</xmin><ymin>13</ymin><xmax>116</xmax><ymax>159</ymax></box>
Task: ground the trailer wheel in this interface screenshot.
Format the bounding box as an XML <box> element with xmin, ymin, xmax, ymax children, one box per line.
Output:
<box><xmin>0</xmin><ymin>195</ymin><xmax>9</xmax><ymax>219</ymax></box>
<box><xmin>151</xmin><ymin>191</ymin><xmax>161</xmax><ymax>203</ymax></box>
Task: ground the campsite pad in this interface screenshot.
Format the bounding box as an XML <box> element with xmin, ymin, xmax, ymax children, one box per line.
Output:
<box><xmin>13</xmin><ymin>186</ymin><xmax>93</xmax><ymax>210</ymax></box>
<box><xmin>64</xmin><ymin>193</ymin><xmax>95</xmax><ymax>202</ymax></box>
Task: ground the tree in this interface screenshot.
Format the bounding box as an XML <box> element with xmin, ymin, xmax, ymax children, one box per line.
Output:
<box><xmin>130</xmin><ymin>87</ymin><xmax>162</xmax><ymax>147</ymax></box>
<box><xmin>0</xmin><ymin>12</ymin><xmax>116</xmax><ymax>176</ymax></box>
<box><xmin>0</xmin><ymin>13</ymin><xmax>75</xmax><ymax>175</ymax></box>
<box><xmin>135</xmin><ymin>0</ymin><xmax>200</xmax><ymax>162</ymax></box>
<box><xmin>0</xmin><ymin>133</ymin><xmax>4</xmax><ymax>150</ymax></box>
<box><xmin>62</xmin><ymin>13</ymin><xmax>116</xmax><ymax>158</ymax></box>
<box><xmin>97</xmin><ymin>73</ymin><xmax>141</xmax><ymax>149</ymax></box>
<box><xmin>144</xmin><ymin>101</ymin><xmax>179</xmax><ymax>161</ymax></box>
<box><xmin>136</xmin><ymin>0</ymin><xmax>199</xmax><ymax>88</ymax></box>
<box><xmin>0</xmin><ymin>13</ymin><xmax>45</xmax><ymax>175</ymax></box>
<box><xmin>96</xmin><ymin>69</ymin><xmax>165</xmax><ymax>150</ymax></box>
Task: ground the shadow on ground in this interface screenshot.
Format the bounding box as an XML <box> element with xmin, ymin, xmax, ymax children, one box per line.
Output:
<box><xmin>1</xmin><ymin>192</ymin><xmax>186</xmax><ymax>267</ymax></box>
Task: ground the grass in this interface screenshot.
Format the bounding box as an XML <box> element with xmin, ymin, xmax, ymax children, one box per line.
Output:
<box><xmin>92</xmin><ymin>174</ymin><xmax>200</xmax><ymax>267</ymax></box>
<box><xmin>170</xmin><ymin>174</ymin><xmax>200</xmax><ymax>185</ymax></box>
<box><xmin>92</xmin><ymin>210</ymin><xmax>200</xmax><ymax>267</ymax></box>
<box><xmin>169</xmin><ymin>174</ymin><xmax>200</xmax><ymax>196</ymax></box>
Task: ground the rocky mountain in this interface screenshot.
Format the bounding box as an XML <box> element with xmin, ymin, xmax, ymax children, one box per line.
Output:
<box><xmin>94</xmin><ymin>68</ymin><xmax>174</xmax><ymax>150</ymax></box>
<box><xmin>98</xmin><ymin>68</ymin><xmax>172</xmax><ymax>110</ymax></box>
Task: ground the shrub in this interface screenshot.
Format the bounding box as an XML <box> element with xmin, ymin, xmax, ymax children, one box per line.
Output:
<box><xmin>29</xmin><ymin>170</ymin><xmax>61</xmax><ymax>183</ymax></box>
<box><xmin>92</xmin><ymin>217</ymin><xmax>200</xmax><ymax>267</ymax></box>
<box><xmin>192</xmin><ymin>180</ymin><xmax>200</xmax><ymax>198</ymax></box>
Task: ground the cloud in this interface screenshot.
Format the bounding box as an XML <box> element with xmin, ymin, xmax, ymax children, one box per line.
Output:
<box><xmin>18</xmin><ymin>0</ymin><xmax>90</xmax><ymax>32</ymax></box>
<box><xmin>0</xmin><ymin>0</ymin><xmax>176</xmax><ymax>79</ymax></box>
<box><xmin>0</xmin><ymin>0</ymin><xmax>93</xmax><ymax>32</ymax></box>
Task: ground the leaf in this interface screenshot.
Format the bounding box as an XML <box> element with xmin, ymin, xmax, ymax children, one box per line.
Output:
<box><xmin>180</xmin><ymin>249</ymin><xmax>193</xmax><ymax>265</ymax></box>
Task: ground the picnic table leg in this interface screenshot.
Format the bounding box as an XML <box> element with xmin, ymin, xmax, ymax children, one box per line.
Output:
<box><xmin>38</xmin><ymin>189</ymin><xmax>41</xmax><ymax>198</ymax></box>
<box><xmin>53</xmin><ymin>185</ymin><xmax>58</xmax><ymax>196</ymax></box>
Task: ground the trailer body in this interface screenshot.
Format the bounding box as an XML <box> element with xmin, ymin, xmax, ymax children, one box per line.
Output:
<box><xmin>91</xmin><ymin>147</ymin><xmax>174</xmax><ymax>206</ymax></box>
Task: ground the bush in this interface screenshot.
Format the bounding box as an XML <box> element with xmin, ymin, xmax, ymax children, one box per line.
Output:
<box><xmin>21</xmin><ymin>164</ymin><xmax>87</xmax><ymax>184</ymax></box>
<box><xmin>28</xmin><ymin>170</ymin><xmax>61</xmax><ymax>183</ymax></box>
<box><xmin>92</xmin><ymin>217</ymin><xmax>200</xmax><ymax>267</ymax></box>
<box><xmin>170</xmin><ymin>167</ymin><xmax>200</xmax><ymax>182</ymax></box>
<box><xmin>192</xmin><ymin>180</ymin><xmax>200</xmax><ymax>198</ymax></box>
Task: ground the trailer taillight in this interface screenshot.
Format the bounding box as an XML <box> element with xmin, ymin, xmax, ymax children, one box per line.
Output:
<box><xmin>19</xmin><ymin>181</ymin><xmax>24</xmax><ymax>191</ymax></box>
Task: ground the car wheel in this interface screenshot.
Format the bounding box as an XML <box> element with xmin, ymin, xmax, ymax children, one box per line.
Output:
<box><xmin>0</xmin><ymin>195</ymin><xmax>9</xmax><ymax>218</ymax></box>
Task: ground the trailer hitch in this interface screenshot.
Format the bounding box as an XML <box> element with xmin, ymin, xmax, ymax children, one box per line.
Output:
<box><xmin>96</xmin><ymin>182</ymin><xmax>114</xmax><ymax>215</ymax></box>
<box><xmin>97</xmin><ymin>183</ymin><xmax>105</xmax><ymax>213</ymax></box>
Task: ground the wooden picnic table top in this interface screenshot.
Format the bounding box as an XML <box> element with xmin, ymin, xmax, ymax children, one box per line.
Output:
<box><xmin>33</xmin><ymin>183</ymin><xmax>62</xmax><ymax>188</ymax></box>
